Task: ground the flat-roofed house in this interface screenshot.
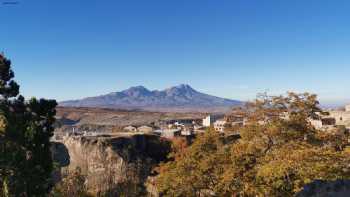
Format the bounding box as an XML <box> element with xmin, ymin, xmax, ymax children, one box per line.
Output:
<box><xmin>137</xmin><ymin>125</ymin><xmax>154</xmax><ymax>133</ymax></box>
<box><xmin>214</xmin><ymin>120</ymin><xmax>227</xmax><ymax>132</ymax></box>
<box><xmin>202</xmin><ymin>114</ymin><xmax>224</xmax><ymax>127</ymax></box>
<box><xmin>346</xmin><ymin>104</ymin><xmax>350</xmax><ymax>112</ymax></box>
<box><xmin>309</xmin><ymin>117</ymin><xmax>336</xmax><ymax>130</ymax></box>
<box><xmin>181</xmin><ymin>125</ymin><xmax>194</xmax><ymax>136</ymax></box>
<box><xmin>123</xmin><ymin>126</ymin><xmax>137</xmax><ymax>132</ymax></box>
<box><xmin>161</xmin><ymin>129</ymin><xmax>181</xmax><ymax>139</ymax></box>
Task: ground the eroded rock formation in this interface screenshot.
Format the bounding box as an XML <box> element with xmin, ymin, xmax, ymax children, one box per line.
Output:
<box><xmin>52</xmin><ymin>134</ymin><xmax>170</xmax><ymax>196</ymax></box>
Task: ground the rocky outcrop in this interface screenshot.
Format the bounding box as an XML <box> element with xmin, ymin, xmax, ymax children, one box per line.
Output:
<box><xmin>296</xmin><ymin>180</ymin><xmax>350</xmax><ymax>197</ymax></box>
<box><xmin>52</xmin><ymin>134</ymin><xmax>170</xmax><ymax>195</ymax></box>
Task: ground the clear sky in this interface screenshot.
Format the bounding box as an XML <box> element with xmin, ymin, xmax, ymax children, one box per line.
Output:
<box><xmin>0</xmin><ymin>0</ymin><xmax>349</xmax><ymax>105</ymax></box>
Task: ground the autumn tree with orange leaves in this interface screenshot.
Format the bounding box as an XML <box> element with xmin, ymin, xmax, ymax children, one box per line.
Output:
<box><xmin>156</xmin><ymin>92</ymin><xmax>350</xmax><ymax>196</ymax></box>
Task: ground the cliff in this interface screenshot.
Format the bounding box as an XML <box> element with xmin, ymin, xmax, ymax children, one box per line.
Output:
<box><xmin>51</xmin><ymin>133</ymin><xmax>170</xmax><ymax>196</ymax></box>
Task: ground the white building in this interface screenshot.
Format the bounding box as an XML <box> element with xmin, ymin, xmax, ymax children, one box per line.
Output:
<box><xmin>137</xmin><ymin>125</ymin><xmax>154</xmax><ymax>133</ymax></box>
<box><xmin>123</xmin><ymin>126</ymin><xmax>137</xmax><ymax>132</ymax></box>
<box><xmin>181</xmin><ymin>128</ymin><xmax>194</xmax><ymax>136</ymax></box>
<box><xmin>214</xmin><ymin>120</ymin><xmax>227</xmax><ymax>133</ymax></box>
<box><xmin>202</xmin><ymin>116</ymin><xmax>212</xmax><ymax>127</ymax></box>
<box><xmin>160</xmin><ymin>129</ymin><xmax>181</xmax><ymax>139</ymax></box>
<box><xmin>346</xmin><ymin>104</ymin><xmax>350</xmax><ymax>112</ymax></box>
<box><xmin>202</xmin><ymin>115</ymin><xmax>223</xmax><ymax>127</ymax></box>
<box><xmin>309</xmin><ymin>119</ymin><xmax>323</xmax><ymax>130</ymax></box>
<box><xmin>309</xmin><ymin>118</ymin><xmax>336</xmax><ymax>130</ymax></box>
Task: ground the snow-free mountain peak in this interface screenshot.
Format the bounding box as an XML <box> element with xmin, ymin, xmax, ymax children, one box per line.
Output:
<box><xmin>60</xmin><ymin>84</ymin><xmax>242</xmax><ymax>112</ymax></box>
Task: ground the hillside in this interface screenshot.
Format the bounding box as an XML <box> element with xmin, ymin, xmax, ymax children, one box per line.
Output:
<box><xmin>55</xmin><ymin>107</ymin><xmax>206</xmax><ymax>127</ymax></box>
<box><xmin>59</xmin><ymin>84</ymin><xmax>242</xmax><ymax>112</ymax></box>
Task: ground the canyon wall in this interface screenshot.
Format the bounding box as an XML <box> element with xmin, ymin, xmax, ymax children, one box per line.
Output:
<box><xmin>52</xmin><ymin>134</ymin><xmax>170</xmax><ymax>196</ymax></box>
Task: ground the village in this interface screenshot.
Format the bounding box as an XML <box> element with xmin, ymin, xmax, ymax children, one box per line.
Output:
<box><xmin>53</xmin><ymin>104</ymin><xmax>350</xmax><ymax>141</ymax></box>
<box><xmin>116</xmin><ymin>104</ymin><xmax>350</xmax><ymax>138</ymax></box>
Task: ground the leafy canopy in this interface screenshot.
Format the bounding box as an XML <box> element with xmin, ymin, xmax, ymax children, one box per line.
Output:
<box><xmin>156</xmin><ymin>92</ymin><xmax>350</xmax><ymax>196</ymax></box>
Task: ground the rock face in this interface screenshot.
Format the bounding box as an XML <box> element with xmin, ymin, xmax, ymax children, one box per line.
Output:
<box><xmin>52</xmin><ymin>134</ymin><xmax>170</xmax><ymax>195</ymax></box>
<box><xmin>59</xmin><ymin>84</ymin><xmax>242</xmax><ymax>112</ymax></box>
<box><xmin>296</xmin><ymin>180</ymin><xmax>350</xmax><ymax>197</ymax></box>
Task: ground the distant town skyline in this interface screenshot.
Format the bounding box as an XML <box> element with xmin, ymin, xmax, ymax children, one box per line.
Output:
<box><xmin>1</xmin><ymin>0</ymin><xmax>349</xmax><ymax>106</ymax></box>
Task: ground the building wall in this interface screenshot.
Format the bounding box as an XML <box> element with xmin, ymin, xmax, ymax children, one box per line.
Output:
<box><xmin>329</xmin><ymin>111</ymin><xmax>350</xmax><ymax>127</ymax></box>
<box><xmin>309</xmin><ymin>119</ymin><xmax>323</xmax><ymax>130</ymax></box>
<box><xmin>214</xmin><ymin>120</ymin><xmax>227</xmax><ymax>132</ymax></box>
<box><xmin>161</xmin><ymin>129</ymin><xmax>181</xmax><ymax>139</ymax></box>
<box><xmin>203</xmin><ymin>115</ymin><xmax>224</xmax><ymax>127</ymax></box>
<box><xmin>202</xmin><ymin>116</ymin><xmax>212</xmax><ymax>127</ymax></box>
<box><xmin>346</xmin><ymin>105</ymin><xmax>350</xmax><ymax>112</ymax></box>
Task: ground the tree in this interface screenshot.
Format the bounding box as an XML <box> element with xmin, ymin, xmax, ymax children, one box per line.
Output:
<box><xmin>156</xmin><ymin>92</ymin><xmax>350</xmax><ymax>196</ymax></box>
<box><xmin>156</xmin><ymin>130</ymin><xmax>231</xmax><ymax>196</ymax></box>
<box><xmin>0</xmin><ymin>54</ymin><xmax>57</xmax><ymax>196</ymax></box>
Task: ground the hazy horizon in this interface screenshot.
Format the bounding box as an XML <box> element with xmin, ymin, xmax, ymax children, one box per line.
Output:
<box><xmin>1</xmin><ymin>1</ymin><xmax>349</xmax><ymax>105</ymax></box>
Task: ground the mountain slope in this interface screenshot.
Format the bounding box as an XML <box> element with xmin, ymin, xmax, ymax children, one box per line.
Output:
<box><xmin>59</xmin><ymin>84</ymin><xmax>242</xmax><ymax>112</ymax></box>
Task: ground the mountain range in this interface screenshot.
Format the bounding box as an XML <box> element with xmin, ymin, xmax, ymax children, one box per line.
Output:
<box><xmin>59</xmin><ymin>84</ymin><xmax>242</xmax><ymax>112</ymax></box>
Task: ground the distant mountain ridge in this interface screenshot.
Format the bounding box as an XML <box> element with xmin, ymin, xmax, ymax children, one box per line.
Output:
<box><xmin>59</xmin><ymin>84</ymin><xmax>242</xmax><ymax>112</ymax></box>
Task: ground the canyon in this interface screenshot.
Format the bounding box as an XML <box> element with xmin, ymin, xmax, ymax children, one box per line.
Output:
<box><xmin>52</xmin><ymin>133</ymin><xmax>170</xmax><ymax>195</ymax></box>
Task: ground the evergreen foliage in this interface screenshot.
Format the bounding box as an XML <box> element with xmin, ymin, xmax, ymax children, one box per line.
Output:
<box><xmin>0</xmin><ymin>54</ymin><xmax>57</xmax><ymax>196</ymax></box>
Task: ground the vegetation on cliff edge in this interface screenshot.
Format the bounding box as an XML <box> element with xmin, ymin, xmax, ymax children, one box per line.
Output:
<box><xmin>156</xmin><ymin>93</ymin><xmax>350</xmax><ymax>196</ymax></box>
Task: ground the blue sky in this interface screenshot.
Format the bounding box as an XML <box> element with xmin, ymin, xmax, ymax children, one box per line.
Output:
<box><xmin>0</xmin><ymin>0</ymin><xmax>349</xmax><ymax>105</ymax></box>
